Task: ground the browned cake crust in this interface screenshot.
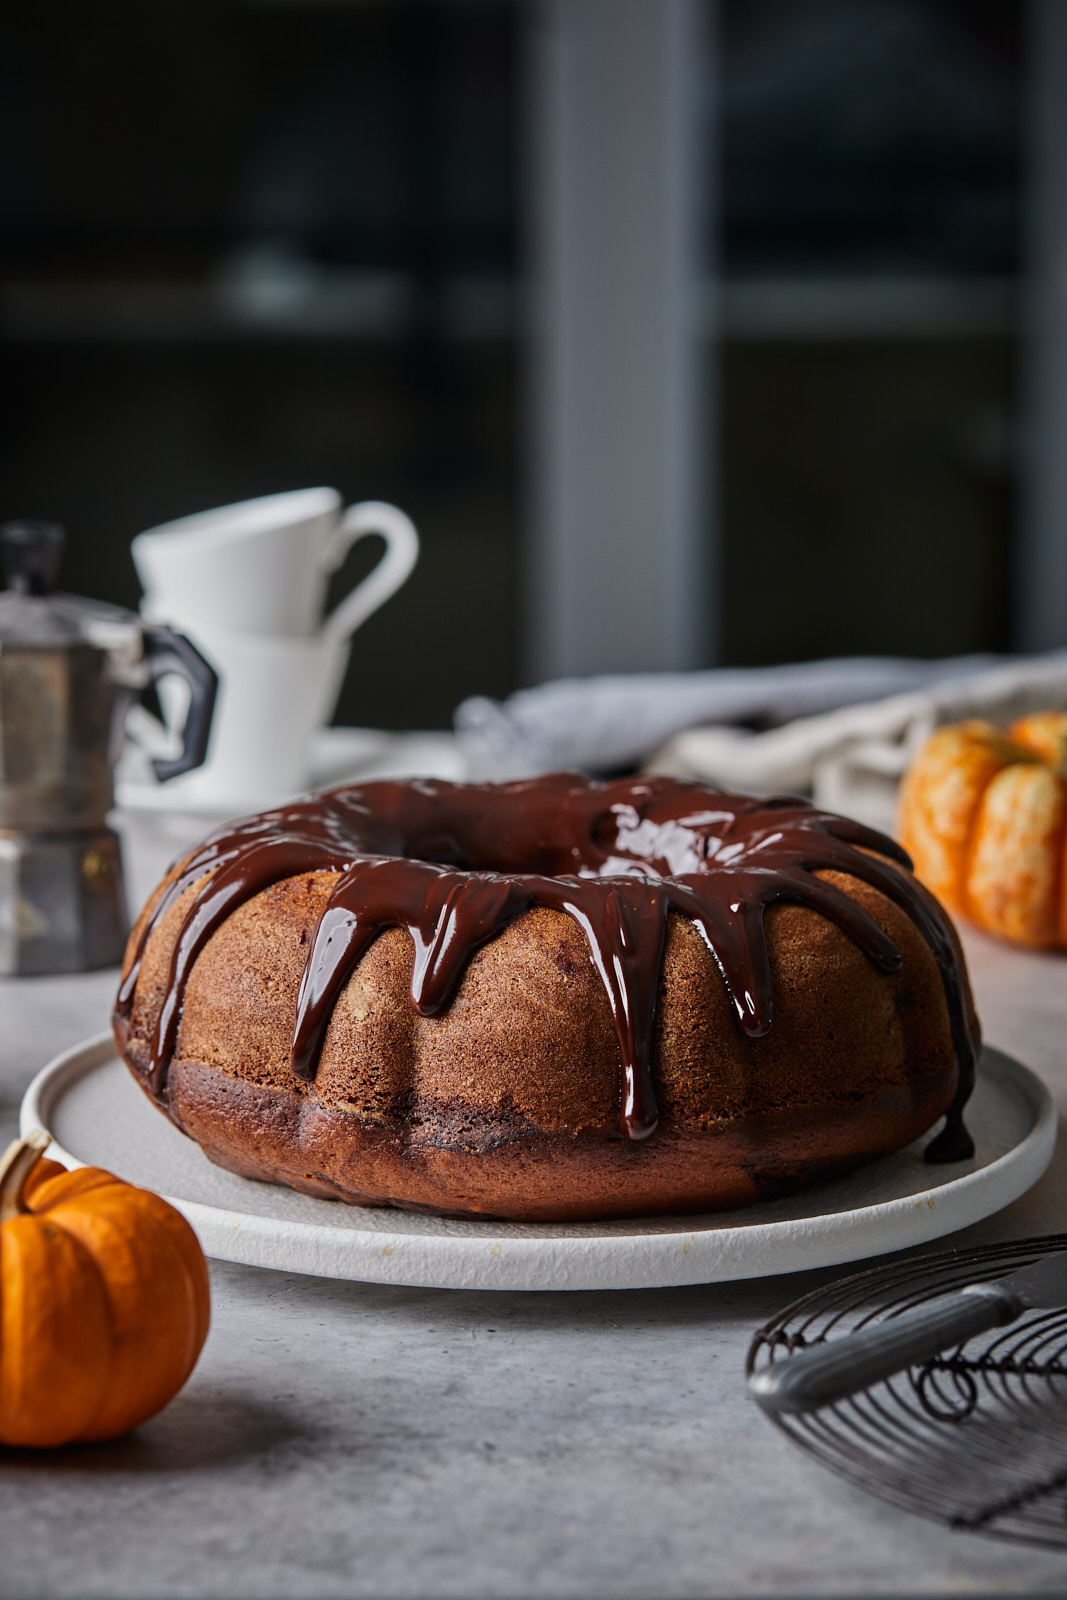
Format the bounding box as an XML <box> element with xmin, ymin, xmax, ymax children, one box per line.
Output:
<box><xmin>114</xmin><ymin>777</ymin><xmax>979</xmax><ymax>1221</ymax></box>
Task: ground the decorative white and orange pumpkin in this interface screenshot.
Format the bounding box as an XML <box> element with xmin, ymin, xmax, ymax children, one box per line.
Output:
<box><xmin>897</xmin><ymin>710</ymin><xmax>1067</xmax><ymax>948</ymax></box>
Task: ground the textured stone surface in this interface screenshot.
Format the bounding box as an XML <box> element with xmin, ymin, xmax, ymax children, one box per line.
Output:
<box><xmin>1</xmin><ymin>929</ymin><xmax>1066</xmax><ymax>1598</ymax></box>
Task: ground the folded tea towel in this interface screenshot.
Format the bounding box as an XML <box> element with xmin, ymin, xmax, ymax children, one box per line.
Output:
<box><xmin>454</xmin><ymin>654</ymin><xmax>1004</xmax><ymax>781</ymax></box>
<box><xmin>648</xmin><ymin>653</ymin><xmax>1067</xmax><ymax>833</ymax></box>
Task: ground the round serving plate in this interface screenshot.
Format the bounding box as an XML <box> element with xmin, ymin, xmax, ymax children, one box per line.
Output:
<box><xmin>20</xmin><ymin>1034</ymin><xmax>1056</xmax><ymax>1293</ymax></box>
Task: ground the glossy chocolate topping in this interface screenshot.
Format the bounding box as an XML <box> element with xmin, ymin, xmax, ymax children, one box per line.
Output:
<box><xmin>116</xmin><ymin>775</ymin><xmax>976</xmax><ymax>1159</ymax></box>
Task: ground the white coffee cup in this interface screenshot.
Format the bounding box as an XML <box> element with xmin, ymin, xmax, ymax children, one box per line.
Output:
<box><xmin>154</xmin><ymin>617</ymin><xmax>350</xmax><ymax>807</ymax></box>
<box><xmin>132</xmin><ymin>489</ymin><xmax>419</xmax><ymax>640</ymax></box>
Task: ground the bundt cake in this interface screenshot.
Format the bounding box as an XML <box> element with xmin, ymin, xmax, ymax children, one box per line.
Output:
<box><xmin>113</xmin><ymin>775</ymin><xmax>979</xmax><ymax>1222</ymax></box>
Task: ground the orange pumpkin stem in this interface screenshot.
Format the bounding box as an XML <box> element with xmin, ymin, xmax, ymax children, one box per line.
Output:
<box><xmin>0</xmin><ymin>1130</ymin><xmax>51</xmax><ymax>1226</ymax></box>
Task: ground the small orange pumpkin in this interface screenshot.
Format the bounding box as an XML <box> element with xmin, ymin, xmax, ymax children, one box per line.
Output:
<box><xmin>897</xmin><ymin>710</ymin><xmax>1067</xmax><ymax>948</ymax></box>
<box><xmin>0</xmin><ymin>1132</ymin><xmax>210</xmax><ymax>1447</ymax></box>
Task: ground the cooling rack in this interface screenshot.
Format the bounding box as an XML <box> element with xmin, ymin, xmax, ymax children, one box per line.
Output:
<box><xmin>748</xmin><ymin>1235</ymin><xmax>1067</xmax><ymax>1550</ymax></box>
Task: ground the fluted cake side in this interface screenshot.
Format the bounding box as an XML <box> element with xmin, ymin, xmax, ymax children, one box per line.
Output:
<box><xmin>113</xmin><ymin>776</ymin><xmax>979</xmax><ymax>1222</ymax></box>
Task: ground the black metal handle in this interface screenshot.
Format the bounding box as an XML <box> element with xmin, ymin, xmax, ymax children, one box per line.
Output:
<box><xmin>749</xmin><ymin>1283</ymin><xmax>1022</xmax><ymax>1415</ymax></box>
<box><xmin>141</xmin><ymin>626</ymin><xmax>219</xmax><ymax>782</ymax></box>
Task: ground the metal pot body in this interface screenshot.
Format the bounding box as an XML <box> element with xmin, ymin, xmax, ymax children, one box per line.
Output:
<box><xmin>0</xmin><ymin>641</ymin><xmax>128</xmax><ymax>831</ymax></box>
<box><xmin>0</xmin><ymin>825</ymin><xmax>126</xmax><ymax>974</ymax></box>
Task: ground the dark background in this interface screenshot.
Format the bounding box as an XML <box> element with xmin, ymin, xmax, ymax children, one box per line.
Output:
<box><xmin>0</xmin><ymin>0</ymin><xmax>1023</xmax><ymax>725</ymax></box>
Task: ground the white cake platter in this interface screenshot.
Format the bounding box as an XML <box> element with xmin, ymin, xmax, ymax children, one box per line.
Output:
<box><xmin>20</xmin><ymin>1034</ymin><xmax>1056</xmax><ymax>1293</ymax></box>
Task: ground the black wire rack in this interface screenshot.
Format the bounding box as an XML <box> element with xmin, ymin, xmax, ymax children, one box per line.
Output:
<box><xmin>747</xmin><ymin>1235</ymin><xmax>1067</xmax><ymax>1550</ymax></box>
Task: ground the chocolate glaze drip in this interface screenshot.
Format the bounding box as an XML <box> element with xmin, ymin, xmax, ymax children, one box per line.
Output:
<box><xmin>115</xmin><ymin>775</ymin><xmax>976</xmax><ymax>1159</ymax></box>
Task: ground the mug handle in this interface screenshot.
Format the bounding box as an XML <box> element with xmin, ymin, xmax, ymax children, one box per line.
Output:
<box><xmin>322</xmin><ymin>501</ymin><xmax>419</xmax><ymax>644</ymax></box>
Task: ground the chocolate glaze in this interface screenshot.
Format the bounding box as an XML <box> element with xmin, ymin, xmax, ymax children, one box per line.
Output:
<box><xmin>115</xmin><ymin>775</ymin><xmax>976</xmax><ymax>1159</ymax></box>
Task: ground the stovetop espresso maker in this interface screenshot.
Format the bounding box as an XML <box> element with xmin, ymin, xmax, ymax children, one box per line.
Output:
<box><xmin>0</xmin><ymin>520</ymin><xmax>218</xmax><ymax>974</ymax></box>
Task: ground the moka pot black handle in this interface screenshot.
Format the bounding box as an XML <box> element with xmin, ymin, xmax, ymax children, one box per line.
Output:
<box><xmin>141</xmin><ymin>626</ymin><xmax>219</xmax><ymax>782</ymax></box>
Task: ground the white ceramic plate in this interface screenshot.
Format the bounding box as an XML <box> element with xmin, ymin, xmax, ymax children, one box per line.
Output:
<box><xmin>116</xmin><ymin>726</ymin><xmax>467</xmax><ymax>815</ymax></box>
<box><xmin>20</xmin><ymin>1035</ymin><xmax>1056</xmax><ymax>1293</ymax></box>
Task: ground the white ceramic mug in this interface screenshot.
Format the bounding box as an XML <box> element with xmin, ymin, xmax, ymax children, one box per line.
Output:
<box><xmin>154</xmin><ymin>617</ymin><xmax>350</xmax><ymax>807</ymax></box>
<box><xmin>132</xmin><ymin>489</ymin><xmax>419</xmax><ymax>640</ymax></box>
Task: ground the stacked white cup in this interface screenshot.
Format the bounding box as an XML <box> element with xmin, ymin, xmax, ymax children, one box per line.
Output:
<box><xmin>132</xmin><ymin>488</ymin><xmax>419</xmax><ymax>807</ymax></box>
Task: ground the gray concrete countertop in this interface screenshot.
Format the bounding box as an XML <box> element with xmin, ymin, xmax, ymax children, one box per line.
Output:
<box><xmin>1</xmin><ymin>928</ymin><xmax>1066</xmax><ymax>1599</ymax></box>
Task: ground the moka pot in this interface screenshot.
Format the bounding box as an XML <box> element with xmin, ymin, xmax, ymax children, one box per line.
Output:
<box><xmin>0</xmin><ymin>521</ymin><xmax>217</xmax><ymax>974</ymax></box>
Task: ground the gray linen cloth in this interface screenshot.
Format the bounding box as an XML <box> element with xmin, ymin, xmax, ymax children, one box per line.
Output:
<box><xmin>455</xmin><ymin>652</ymin><xmax>1067</xmax><ymax>833</ymax></box>
<box><xmin>454</xmin><ymin>655</ymin><xmax>1005</xmax><ymax>780</ymax></box>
